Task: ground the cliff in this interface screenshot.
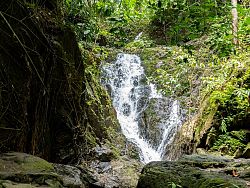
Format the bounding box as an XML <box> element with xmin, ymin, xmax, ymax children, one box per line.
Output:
<box><xmin>0</xmin><ymin>0</ymin><xmax>122</xmax><ymax>164</ymax></box>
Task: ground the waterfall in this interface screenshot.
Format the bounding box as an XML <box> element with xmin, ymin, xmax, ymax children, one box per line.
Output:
<box><xmin>101</xmin><ymin>53</ymin><xmax>181</xmax><ymax>163</ymax></box>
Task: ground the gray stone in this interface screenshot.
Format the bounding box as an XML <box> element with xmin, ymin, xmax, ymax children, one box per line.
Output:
<box><xmin>242</xmin><ymin>143</ymin><xmax>250</xmax><ymax>158</ymax></box>
<box><xmin>137</xmin><ymin>154</ymin><xmax>250</xmax><ymax>188</ymax></box>
<box><xmin>0</xmin><ymin>152</ymin><xmax>97</xmax><ymax>188</ymax></box>
<box><xmin>89</xmin><ymin>157</ymin><xmax>143</xmax><ymax>188</ymax></box>
<box><xmin>53</xmin><ymin>164</ymin><xmax>84</xmax><ymax>187</ymax></box>
<box><xmin>93</xmin><ymin>146</ymin><xmax>115</xmax><ymax>162</ymax></box>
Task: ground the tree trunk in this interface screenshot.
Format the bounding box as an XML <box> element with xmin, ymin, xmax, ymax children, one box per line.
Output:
<box><xmin>231</xmin><ymin>0</ymin><xmax>238</xmax><ymax>46</ymax></box>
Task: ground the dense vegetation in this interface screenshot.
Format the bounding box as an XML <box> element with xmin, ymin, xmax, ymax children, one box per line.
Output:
<box><xmin>63</xmin><ymin>0</ymin><xmax>250</xmax><ymax>157</ymax></box>
<box><xmin>0</xmin><ymin>0</ymin><xmax>250</xmax><ymax>187</ymax></box>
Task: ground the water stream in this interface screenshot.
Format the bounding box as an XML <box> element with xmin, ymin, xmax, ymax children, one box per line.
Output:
<box><xmin>101</xmin><ymin>53</ymin><xmax>181</xmax><ymax>163</ymax></box>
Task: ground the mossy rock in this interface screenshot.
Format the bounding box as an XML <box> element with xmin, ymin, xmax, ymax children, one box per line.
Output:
<box><xmin>137</xmin><ymin>154</ymin><xmax>250</xmax><ymax>188</ymax></box>
<box><xmin>0</xmin><ymin>181</ymin><xmax>36</xmax><ymax>188</ymax></box>
<box><xmin>0</xmin><ymin>152</ymin><xmax>98</xmax><ymax>187</ymax></box>
<box><xmin>0</xmin><ymin>153</ymin><xmax>61</xmax><ymax>187</ymax></box>
<box><xmin>242</xmin><ymin>143</ymin><xmax>250</xmax><ymax>159</ymax></box>
<box><xmin>0</xmin><ymin>153</ymin><xmax>54</xmax><ymax>173</ymax></box>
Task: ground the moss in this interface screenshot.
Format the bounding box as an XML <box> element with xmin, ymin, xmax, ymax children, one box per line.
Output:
<box><xmin>80</xmin><ymin>48</ymin><xmax>126</xmax><ymax>158</ymax></box>
<box><xmin>108</xmin><ymin>157</ymin><xmax>142</xmax><ymax>188</ymax></box>
<box><xmin>1</xmin><ymin>181</ymin><xmax>34</xmax><ymax>188</ymax></box>
<box><xmin>0</xmin><ymin>153</ymin><xmax>54</xmax><ymax>173</ymax></box>
<box><xmin>138</xmin><ymin>156</ymin><xmax>248</xmax><ymax>188</ymax></box>
<box><xmin>0</xmin><ymin>153</ymin><xmax>68</xmax><ymax>188</ymax></box>
<box><xmin>194</xmin><ymin>103</ymin><xmax>218</xmax><ymax>144</ymax></box>
<box><xmin>21</xmin><ymin>157</ymin><xmax>54</xmax><ymax>172</ymax></box>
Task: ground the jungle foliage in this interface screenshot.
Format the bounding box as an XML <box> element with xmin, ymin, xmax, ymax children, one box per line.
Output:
<box><xmin>62</xmin><ymin>0</ymin><xmax>250</xmax><ymax>156</ymax></box>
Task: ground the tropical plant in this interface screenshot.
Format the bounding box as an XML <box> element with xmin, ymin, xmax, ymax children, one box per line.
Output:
<box><xmin>64</xmin><ymin>0</ymin><xmax>99</xmax><ymax>41</ymax></box>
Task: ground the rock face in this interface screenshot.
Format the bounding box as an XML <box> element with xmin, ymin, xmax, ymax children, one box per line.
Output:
<box><xmin>139</xmin><ymin>98</ymin><xmax>184</xmax><ymax>155</ymax></box>
<box><xmin>0</xmin><ymin>152</ymin><xmax>100</xmax><ymax>188</ymax></box>
<box><xmin>0</xmin><ymin>0</ymin><xmax>121</xmax><ymax>164</ymax></box>
<box><xmin>137</xmin><ymin>154</ymin><xmax>250</xmax><ymax>188</ymax></box>
<box><xmin>138</xmin><ymin>98</ymin><xmax>171</xmax><ymax>148</ymax></box>
<box><xmin>0</xmin><ymin>0</ymin><xmax>85</xmax><ymax>163</ymax></box>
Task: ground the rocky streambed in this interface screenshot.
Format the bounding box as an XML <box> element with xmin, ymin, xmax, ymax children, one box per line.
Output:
<box><xmin>2</xmin><ymin>152</ymin><xmax>250</xmax><ymax>188</ymax></box>
<box><xmin>0</xmin><ymin>152</ymin><xmax>142</xmax><ymax>188</ymax></box>
<box><xmin>0</xmin><ymin>152</ymin><xmax>97</xmax><ymax>188</ymax></box>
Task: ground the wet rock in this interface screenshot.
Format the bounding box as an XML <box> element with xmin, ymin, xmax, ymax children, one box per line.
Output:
<box><xmin>0</xmin><ymin>152</ymin><xmax>98</xmax><ymax>188</ymax></box>
<box><xmin>93</xmin><ymin>146</ymin><xmax>116</xmax><ymax>162</ymax></box>
<box><xmin>137</xmin><ymin>154</ymin><xmax>250</xmax><ymax>188</ymax></box>
<box><xmin>0</xmin><ymin>152</ymin><xmax>60</xmax><ymax>187</ymax></box>
<box><xmin>138</xmin><ymin>98</ymin><xmax>170</xmax><ymax>148</ymax></box>
<box><xmin>122</xmin><ymin>142</ymin><xmax>141</xmax><ymax>160</ymax></box>
<box><xmin>131</xmin><ymin>76</ymin><xmax>139</xmax><ymax>86</ymax></box>
<box><xmin>98</xmin><ymin>162</ymin><xmax>112</xmax><ymax>173</ymax></box>
<box><xmin>89</xmin><ymin>156</ymin><xmax>143</xmax><ymax>188</ymax></box>
<box><xmin>136</xmin><ymin>97</ymin><xmax>149</xmax><ymax>114</ymax></box>
<box><xmin>114</xmin><ymin>78</ymin><xmax>122</xmax><ymax>88</ymax></box>
<box><xmin>0</xmin><ymin>152</ymin><xmax>54</xmax><ymax>173</ymax></box>
<box><xmin>117</xmin><ymin>69</ymin><xmax>124</xmax><ymax>78</ymax></box>
<box><xmin>89</xmin><ymin>161</ymin><xmax>112</xmax><ymax>174</ymax></box>
<box><xmin>242</xmin><ymin>143</ymin><xmax>250</xmax><ymax>158</ymax></box>
<box><xmin>122</xmin><ymin>103</ymin><xmax>131</xmax><ymax>116</ymax></box>
<box><xmin>129</xmin><ymin>88</ymin><xmax>136</xmax><ymax>101</ymax></box>
<box><xmin>53</xmin><ymin>164</ymin><xmax>84</xmax><ymax>187</ymax></box>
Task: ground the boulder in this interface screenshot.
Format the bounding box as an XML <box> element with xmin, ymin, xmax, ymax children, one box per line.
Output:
<box><xmin>88</xmin><ymin>156</ymin><xmax>143</xmax><ymax>188</ymax></box>
<box><xmin>242</xmin><ymin>143</ymin><xmax>250</xmax><ymax>159</ymax></box>
<box><xmin>137</xmin><ymin>154</ymin><xmax>250</xmax><ymax>188</ymax></box>
<box><xmin>92</xmin><ymin>146</ymin><xmax>115</xmax><ymax>162</ymax></box>
<box><xmin>0</xmin><ymin>152</ymin><xmax>99</xmax><ymax>188</ymax></box>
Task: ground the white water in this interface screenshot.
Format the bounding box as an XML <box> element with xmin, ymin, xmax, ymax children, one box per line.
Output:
<box><xmin>101</xmin><ymin>53</ymin><xmax>181</xmax><ymax>163</ymax></box>
<box><xmin>134</xmin><ymin>32</ymin><xmax>143</xmax><ymax>41</ymax></box>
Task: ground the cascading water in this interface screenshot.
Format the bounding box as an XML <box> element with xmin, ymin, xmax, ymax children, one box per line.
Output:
<box><xmin>101</xmin><ymin>53</ymin><xmax>181</xmax><ymax>163</ymax></box>
<box><xmin>157</xmin><ymin>100</ymin><xmax>182</xmax><ymax>156</ymax></box>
